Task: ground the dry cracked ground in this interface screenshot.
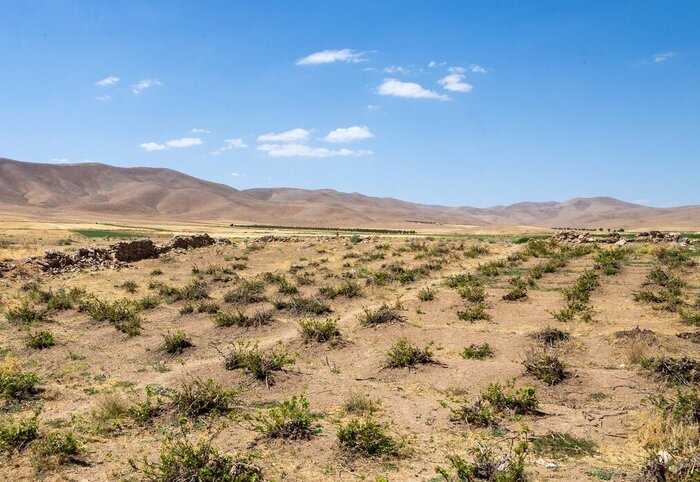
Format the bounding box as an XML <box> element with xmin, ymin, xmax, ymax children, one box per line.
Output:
<box><xmin>0</xmin><ymin>230</ymin><xmax>698</xmax><ymax>481</ymax></box>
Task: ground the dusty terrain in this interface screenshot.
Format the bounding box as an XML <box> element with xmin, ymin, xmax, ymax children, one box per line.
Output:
<box><xmin>0</xmin><ymin>222</ymin><xmax>698</xmax><ymax>481</ymax></box>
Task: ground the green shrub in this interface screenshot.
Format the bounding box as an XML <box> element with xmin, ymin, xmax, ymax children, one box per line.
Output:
<box><xmin>176</xmin><ymin>279</ymin><xmax>210</xmax><ymax>301</ymax></box>
<box><xmin>26</xmin><ymin>330</ymin><xmax>55</xmax><ymax>349</ymax></box>
<box><xmin>197</xmin><ymin>300</ymin><xmax>220</xmax><ymax>314</ymax></box>
<box><xmin>212</xmin><ymin>309</ymin><xmax>274</xmax><ymax>328</ymax></box>
<box><xmin>0</xmin><ymin>415</ymin><xmax>38</xmax><ymax>452</ymax></box>
<box><xmin>457</xmin><ymin>302</ymin><xmax>491</xmax><ymax>322</ymax></box>
<box><xmin>480</xmin><ymin>382</ymin><xmax>539</xmax><ymax>415</ymax></box>
<box><xmin>224</xmin><ymin>341</ymin><xmax>295</xmax><ymax>385</ymax></box>
<box><xmin>523</xmin><ymin>352</ymin><xmax>568</xmax><ymax>385</ymax></box>
<box><xmin>0</xmin><ymin>361</ymin><xmax>40</xmax><ymax>400</ymax></box>
<box><xmin>343</xmin><ymin>393</ymin><xmax>380</xmax><ymax>415</ymax></box>
<box><xmin>337</xmin><ymin>417</ymin><xmax>400</xmax><ymax>457</ymax></box>
<box><xmin>593</xmin><ymin>247</ymin><xmax>628</xmax><ymax>275</ymax></box>
<box><xmin>385</xmin><ymin>338</ymin><xmax>434</xmax><ymax>368</ymax></box>
<box><xmin>640</xmin><ymin>356</ymin><xmax>700</xmax><ymax>385</ymax></box>
<box><xmin>31</xmin><ymin>431</ymin><xmax>81</xmax><ymax>467</ymax></box>
<box><xmin>457</xmin><ymin>284</ymin><xmax>486</xmax><ymax>303</ymax></box>
<box><xmin>531</xmin><ymin>327</ymin><xmax>570</xmax><ymax>347</ymax></box>
<box><xmin>298</xmin><ymin>317</ymin><xmax>341</xmax><ymax>344</ymax></box>
<box><xmin>462</xmin><ymin>343</ymin><xmax>493</xmax><ymax>360</ymax></box>
<box><xmin>179</xmin><ymin>303</ymin><xmax>195</xmax><ymax>314</ymax></box>
<box><xmin>163</xmin><ymin>331</ymin><xmax>194</xmax><ymax>354</ymax></box>
<box><xmin>417</xmin><ymin>287</ymin><xmax>436</xmax><ymax>301</ymax></box>
<box><xmin>654</xmin><ymin>388</ymin><xmax>700</xmax><ymax>424</ymax></box>
<box><xmin>655</xmin><ymin>247</ymin><xmax>696</xmax><ymax>269</ymax></box>
<box><xmin>224</xmin><ymin>280</ymin><xmax>266</xmax><ymax>304</ymax></box>
<box><xmin>5</xmin><ymin>301</ymin><xmax>49</xmax><ymax>325</ymax></box>
<box><xmin>136</xmin><ymin>434</ymin><xmax>263</xmax><ymax>482</ymax></box>
<box><xmin>119</xmin><ymin>281</ymin><xmax>139</xmax><ymax>293</ymax></box>
<box><xmin>358</xmin><ymin>303</ymin><xmax>405</xmax><ymax>326</ymax></box>
<box><xmin>171</xmin><ymin>378</ymin><xmax>237</xmax><ymax>417</ymax></box>
<box><xmin>436</xmin><ymin>440</ymin><xmax>528</xmax><ymax>482</ymax></box>
<box><xmin>81</xmin><ymin>298</ymin><xmax>143</xmax><ymax>335</ymax></box>
<box><xmin>532</xmin><ymin>432</ymin><xmax>598</xmax><ymax>459</ymax></box>
<box><xmin>277</xmin><ymin>295</ymin><xmax>332</xmax><ymax>315</ymax></box>
<box><xmin>253</xmin><ymin>395</ymin><xmax>317</xmax><ymax>439</ymax></box>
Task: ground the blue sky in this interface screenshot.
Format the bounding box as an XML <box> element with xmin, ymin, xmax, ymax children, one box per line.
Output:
<box><xmin>0</xmin><ymin>1</ymin><xmax>698</xmax><ymax>207</ymax></box>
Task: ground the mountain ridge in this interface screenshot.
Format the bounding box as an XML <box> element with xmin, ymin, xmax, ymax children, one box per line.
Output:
<box><xmin>1</xmin><ymin>157</ymin><xmax>698</xmax><ymax>229</ymax></box>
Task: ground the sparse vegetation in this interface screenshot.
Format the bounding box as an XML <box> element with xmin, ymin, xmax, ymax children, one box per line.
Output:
<box><xmin>26</xmin><ymin>330</ymin><xmax>55</xmax><ymax>349</ymax></box>
<box><xmin>461</xmin><ymin>343</ymin><xmax>493</xmax><ymax>360</ymax></box>
<box><xmin>298</xmin><ymin>317</ymin><xmax>341</xmax><ymax>344</ymax></box>
<box><xmin>337</xmin><ymin>417</ymin><xmax>400</xmax><ymax>457</ymax></box>
<box><xmin>253</xmin><ymin>394</ymin><xmax>317</xmax><ymax>439</ymax></box>
<box><xmin>358</xmin><ymin>303</ymin><xmax>405</xmax><ymax>326</ymax></box>
<box><xmin>163</xmin><ymin>331</ymin><xmax>194</xmax><ymax>354</ymax></box>
<box><xmin>385</xmin><ymin>337</ymin><xmax>434</xmax><ymax>368</ymax></box>
<box><xmin>224</xmin><ymin>341</ymin><xmax>295</xmax><ymax>385</ymax></box>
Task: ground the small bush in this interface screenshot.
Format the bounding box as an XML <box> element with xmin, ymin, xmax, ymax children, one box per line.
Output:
<box><xmin>5</xmin><ymin>301</ymin><xmax>49</xmax><ymax>325</ymax></box>
<box><xmin>436</xmin><ymin>440</ymin><xmax>528</xmax><ymax>482</ymax></box>
<box><xmin>461</xmin><ymin>343</ymin><xmax>493</xmax><ymax>360</ymax></box>
<box><xmin>176</xmin><ymin>279</ymin><xmax>210</xmax><ymax>301</ymax></box>
<box><xmin>457</xmin><ymin>302</ymin><xmax>490</xmax><ymax>322</ymax></box>
<box><xmin>224</xmin><ymin>341</ymin><xmax>295</xmax><ymax>385</ymax></box>
<box><xmin>224</xmin><ymin>280</ymin><xmax>266</xmax><ymax>304</ymax></box>
<box><xmin>0</xmin><ymin>415</ymin><xmax>38</xmax><ymax>452</ymax></box>
<box><xmin>136</xmin><ymin>295</ymin><xmax>161</xmax><ymax>310</ymax></box>
<box><xmin>119</xmin><ymin>280</ymin><xmax>139</xmax><ymax>293</ymax></box>
<box><xmin>503</xmin><ymin>277</ymin><xmax>528</xmax><ymax>301</ymax></box>
<box><xmin>337</xmin><ymin>417</ymin><xmax>400</xmax><ymax>457</ymax></box>
<box><xmin>358</xmin><ymin>303</ymin><xmax>405</xmax><ymax>326</ymax></box>
<box><xmin>0</xmin><ymin>360</ymin><xmax>40</xmax><ymax>401</ymax></box>
<box><xmin>532</xmin><ymin>432</ymin><xmax>598</xmax><ymax>459</ymax></box>
<box><xmin>212</xmin><ymin>309</ymin><xmax>274</xmax><ymax>328</ymax></box>
<box><xmin>172</xmin><ymin>378</ymin><xmax>237</xmax><ymax>417</ymax></box>
<box><xmin>31</xmin><ymin>431</ymin><xmax>81</xmax><ymax>467</ymax></box>
<box><xmin>298</xmin><ymin>317</ymin><xmax>341</xmax><ymax>344</ymax></box>
<box><xmin>385</xmin><ymin>338</ymin><xmax>434</xmax><ymax>368</ymax></box>
<box><xmin>640</xmin><ymin>356</ymin><xmax>700</xmax><ymax>385</ymax></box>
<box><xmin>253</xmin><ymin>395</ymin><xmax>317</xmax><ymax>439</ymax></box>
<box><xmin>179</xmin><ymin>303</ymin><xmax>194</xmax><ymax>314</ymax></box>
<box><xmin>137</xmin><ymin>434</ymin><xmax>263</xmax><ymax>482</ymax></box>
<box><xmin>457</xmin><ymin>284</ymin><xmax>487</xmax><ymax>303</ymax></box>
<box><xmin>26</xmin><ymin>330</ymin><xmax>55</xmax><ymax>349</ymax></box>
<box><xmin>532</xmin><ymin>327</ymin><xmax>570</xmax><ymax>347</ymax></box>
<box><xmin>593</xmin><ymin>247</ymin><xmax>628</xmax><ymax>275</ymax></box>
<box><xmin>276</xmin><ymin>295</ymin><xmax>332</xmax><ymax>316</ymax></box>
<box><xmin>163</xmin><ymin>331</ymin><xmax>194</xmax><ymax>354</ymax></box>
<box><xmin>197</xmin><ymin>300</ymin><xmax>220</xmax><ymax>314</ymax></box>
<box><xmin>481</xmin><ymin>382</ymin><xmax>539</xmax><ymax>415</ymax></box>
<box><xmin>81</xmin><ymin>298</ymin><xmax>143</xmax><ymax>335</ymax></box>
<box><xmin>343</xmin><ymin>393</ymin><xmax>380</xmax><ymax>415</ymax></box>
<box><xmin>417</xmin><ymin>287</ymin><xmax>436</xmax><ymax>301</ymax></box>
<box><xmin>524</xmin><ymin>352</ymin><xmax>568</xmax><ymax>385</ymax></box>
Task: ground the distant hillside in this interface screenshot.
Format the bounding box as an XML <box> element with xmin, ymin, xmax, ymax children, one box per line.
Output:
<box><xmin>1</xmin><ymin>157</ymin><xmax>698</xmax><ymax>229</ymax></box>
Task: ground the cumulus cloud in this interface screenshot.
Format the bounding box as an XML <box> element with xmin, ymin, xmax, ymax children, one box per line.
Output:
<box><xmin>296</xmin><ymin>49</ymin><xmax>366</xmax><ymax>65</ymax></box>
<box><xmin>140</xmin><ymin>137</ymin><xmax>202</xmax><ymax>151</ymax></box>
<box><xmin>95</xmin><ymin>76</ymin><xmax>120</xmax><ymax>87</ymax></box>
<box><xmin>428</xmin><ymin>60</ymin><xmax>446</xmax><ymax>68</ymax></box>
<box><xmin>132</xmin><ymin>79</ymin><xmax>163</xmax><ymax>94</ymax></box>
<box><xmin>257</xmin><ymin>128</ymin><xmax>311</xmax><ymax>143</ymax></box>
<box><xmin>652</xmin><ymin>52</ymin><xmax>676</xmax><ymax>63</ymax></box>
<box><xmin>438</xmin><ymin>73</ymin><xmax>473</xmax><ymax>93</ymax></box>
<box><xmin>48</xmin><ymin>157</ymin><xmax>70</xmax><ymax>163</ymax></box>
<box><xmin>191</xmin><ymin>128</ymin><xmax>211</xmax><ymax>134</ymax></box>
<box><xmin>211</xmin><ymin>138</ymin><xmax>248</xmax><ymax>155</ymax></box>
<box><xmin>470</xmin><ymin>64</ymin><xmax>487</xmax><ymax>73</ymax></box>
<box><xmin>448</xmin><ymin>66</ymin><xmax>466</xmax><ymax>74</ymax></box>
<box><xmin>322</xmin><ymin>125</ymin><xmax>373</xmax><ymax>143</ymax></box>
<box><xmin>377</xmin><ymin>78</ymin><xmax>449</xmax><ymax>100</ymax></box>
<box><xmin>258</xmin><ymin>143</ymin><xmax>372</xmax><ymax>158</ymax></box>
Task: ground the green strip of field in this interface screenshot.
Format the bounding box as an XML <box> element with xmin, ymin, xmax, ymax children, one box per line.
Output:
<box><xmin>231</xmin><ymin>224</ymin><xmax>416</xmax><ymax>235</ymax></box>
<box><xmin>72</xmin><ymin>229</ymin><xmax>141</xmax><ymax>239</ymax></box>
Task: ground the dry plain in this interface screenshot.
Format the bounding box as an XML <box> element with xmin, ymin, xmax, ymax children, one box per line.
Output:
<box><xmin>0</xmin><ymin>222</ymin><xmax>698</xmax><ymax>481</ymax></box>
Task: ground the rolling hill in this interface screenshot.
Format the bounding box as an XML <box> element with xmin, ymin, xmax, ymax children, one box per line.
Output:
<box><xmin>1</xmin><ymin>157</ymin><xmax>698</xmax><ymax>230</ymax></box>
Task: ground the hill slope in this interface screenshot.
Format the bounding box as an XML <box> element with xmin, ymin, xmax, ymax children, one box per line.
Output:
<box><xmin>1</xmin><ymin>157</ymin><xmax>698</xmax><ymax>229</ymax></box>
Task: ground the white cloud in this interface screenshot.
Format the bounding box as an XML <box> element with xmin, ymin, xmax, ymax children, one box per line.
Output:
<box><xmin>132</xmin><ymin>79</ymin><xmax>163</xmax><ymax>94</ymax></box>
<box><xmin>470</xmin><ymin>64</ymin><xmax>487</xmax><ymax>73</ymax></box>
<box><xmin>191</xmin><ymin>128</ymin><xmax>211</xmax><ymax>134</ymax></box>
<box><xmin>95</xmin><ymin>76</ymin><xmax>120</xmax><ymax>87</ymax></box>
<box><xmin>377</xmin><ymin>78</ymin><xmax>449</xmax><ymax>100</ymax></box>
<box><xmin>258</xmin><ymin>143</ymin><xmax>372</xmax><ymax>158</ymax></box>
<box><xmin>231</xmin><ymin>172</ymin><xmax>243</xmax><ymax>177</ymax></box>
<box><xmin>140</xmin><ymin>137</ymin><xmax>202</xmax><ymax>151</ymax></box>
<box><xmin>383</xmin><ymin>65</ymin><xmax>409</xmax><ymax>74</ymax></box>
<box><xmin>365</xmin><ymin>104</ymin><xmax>380</xmax><ymax>111</ymax></box>
<box><xmin>257</xmin><ymin>128</ymin><xmax>311</xmax><ymax>143</ymax></box>
<box><xmin>448</xmin><ymin>66</ymin><xmax>466</xmax><ymax>74</ymax></box>
<box><xmin>439</xmin><ymin>73</ymin><xmax>473</xmax><ymax>93</ymax></box>
<box><xmin>428</xmin><ymin>60</ymin><xmax>445</xmax><ymax>68</ymax></box>
<box><xmin>95</xmin><ymin>94</ymin><xmax>112</xmax><ymax>102</ymax></box>
<box><xmin>296</xmin><ymin>49</ymin><xmax>366</xmax><ymax>65</ymax></box>
<box><xmin>48</xmin><ymin>157</ymin><xmax>70</xmax><ymax>163</ymax></box>
<box><xmin>652</xmin><ymin>52</ymin><xmax>676</xmax><ymax>63</ymax></box>
<box><xmin>211</xmin><ymin>138</ymin><xmax>248</xmax><ymax>155</ymax></box>
<box><xmin>322</xmin><ymin>125</ymin><xmax>373</xmax><ymax>143</ymax></box>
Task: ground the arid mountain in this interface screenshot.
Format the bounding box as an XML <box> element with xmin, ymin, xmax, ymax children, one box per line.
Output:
<box><xmin>1</xmin><ymin>157</ymin><xmax>698</xmax><ymax>229</ymax></box>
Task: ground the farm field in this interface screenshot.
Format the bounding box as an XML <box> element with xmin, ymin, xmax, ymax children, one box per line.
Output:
<box><xmin>0</xmin><ymin>225</ymin><xmax>698</xmax><ymax>481</ymax></box>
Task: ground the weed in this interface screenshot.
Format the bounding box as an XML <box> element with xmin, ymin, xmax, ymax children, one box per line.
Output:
<box><xmin>532</xmin><ymin>432</ymin><xmax>598</xmax><ymax>459</ymax></box>
<box><xmin>343</xmin><ymin>393</ymin><xmax>380</xmax><ymax>415</ymax></box>
<box><xmin>593</xmin><ymin>247</ymin><xmax>628</xmax><ymax>275</ymax></box>
<box><xmin>436</xmin><ymin>439</ymin><xmax>528</xmax><ymax>482</ymax></box>
<box><xmin>337</xmin><ymin>417</ymin><xmax>400</xmax><ymax>457</ymax></box>
<box><xmin>119</xmin><ymin>281</ymin><xmax>139</xmax><ymax>293</ymax></box>
<box><xmin>298</xmin><ymin>317</ymin><xmax>341</xmax><ymax>344</ymax></box>
<box><xmin>213</xmin><ymin>309</ymin><xmax>274</xmax><ymax>328</ymax></box>
<box><xmin>358</xmin><ymin>303</ymin><xmax>406</xmax><ymax>326</ymax></box>
<box><xmin>179</xmin><ymin>303</ymin><xmax>194</xmax><ymax>314</ymax></box>
<box><xmin>385</xmin><ymin>338</ymin><xmax>434</xmax><ymax>368</ymax></box>
<box><xmin>0</xmin><ymin>415</ymin><xmax>38</xmax><ymax>452</ymax></box>
<box><xmin>462</xmin><ymin>343</ymin><xmax>493</xmax><ymax>360</ymax></box>
<box><xmin>5</xmin><ymin>301</ymin><xmax>49</xmax><ymax>325</ymax></box>
<box><xmin>224</xmin><ymin>341</ymin><xmax>295</xmax><ymax>385</ymax></box>
<box><xmin>523</xmin><ymin>351</ymin><xmax>568</xmax><ymax>385</ymax></box>
<box><xmin>31</xmin><ymin>431</ymin><xmax>81</xmax><ymax>468</ymax></box>
<box><xmin>0</xmin><ymin>360</ymin><xmax>40</xmax><ymax>401</ymax></box>
<box><xmin>197</xmin><ymin>300</ymin><xmax>220</xmax><ymax>314</ymax></box>
<box><xmin>172</xmin><ymin>378</ymin><xmax>237</xmax><ymax>417</ymax></box>
<box><xmin>163</xmin><ymin>331</ymin><xmax>194</xmax><ymax>354</ymax></box>
<box><xmin>417</xmin><ymin>287</ymin><xmax>436</xmax><ymax>301</ymax></box>
<box><xmin>457</xmin><ymin>284</ymin><xmax>487</xmax><ymax>303</ymax></box>
<box><xmin>640</xmin><ymin>356</ymin><xmax>700</xmax><ymax>385</ymax></box>
<box><xmin>224</xmin><ymin>280</ymin><xmax>266</xmax><ymax>304</ymax></box>
<box><xmin>26</xmin><ymin>330</ymin><xmax>55</xmax><ymax>349</ymax></box>
<box><xmin>481</xmin><ymin>382</ymin><xmax>539</xmax><ymax>415</ymax></box>
<box><xmin>253</xmin><ymin>395</ymin><xmax>317</xmax><ymax>439</ymax></box>
<box><xmin>457</xmin><ymin>302</ymin><xmax>491</xmax><ymax>322</ymax></box>
<box><xmin>275</xmin><ymin>295</ymin><xmax>332</xmax><ymax>316</ymax></box>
